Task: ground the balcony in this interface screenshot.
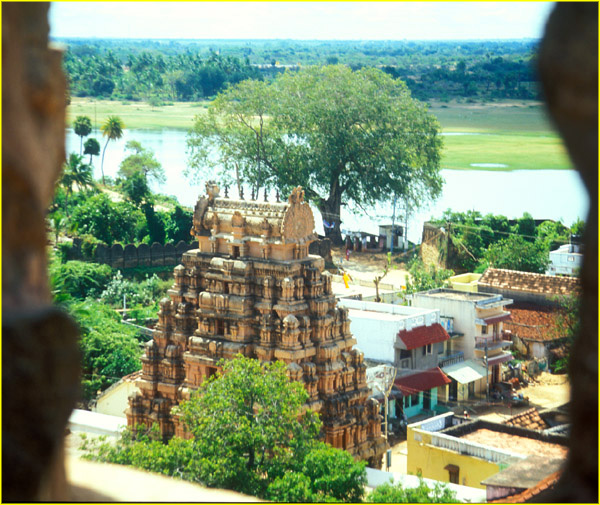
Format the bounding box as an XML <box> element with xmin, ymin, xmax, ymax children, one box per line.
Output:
<box><xmin>475</xmin><ymin>336</ymin><xmax>512</xmax><ymax>351</ymax></box>
<box><xmin>438</xmin><ymin>350</ymin><xmax>464</xmax><ymax>368</ymax></box>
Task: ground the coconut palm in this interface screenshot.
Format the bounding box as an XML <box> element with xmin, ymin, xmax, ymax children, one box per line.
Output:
<box><xmin>60</xmin><ymin>153</ymin><xmax>94</xmax><ymax>215</ymax></box>
<box><xmin>100</xmin><ymin>115</ymin><xmax>125</xmax><ymax>185</ymax></box>
<box><xmin>73</xmin><ymin>115</ymin><xmax>92</xmax><ymax>155</ymax></box>
<box><xmin>83</xmin><ymin>137</ymin><xmax>101</xmax><ymax>165</ymax></box>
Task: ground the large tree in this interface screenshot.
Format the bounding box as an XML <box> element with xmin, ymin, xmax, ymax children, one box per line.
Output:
<box><xmin>187</xmin><ymin>65</ymin><xmax>443</xmax><ymax>244</ymax></box>
<box><xmin>100</xmin><ymin>115</ymin><xmax>125</xmax><ymax>184</ymax></box>
<box><xmin>81</xmin><ymin>355</ymin><xmax>366</xmax><ymax>501</ymax></box>
<box><xmin>73</xmin><ymin>115</ymin><xmax>92</xmax><ymax>155</ymax></box>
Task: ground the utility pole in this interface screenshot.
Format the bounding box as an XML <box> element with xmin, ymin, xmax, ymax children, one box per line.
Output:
<box><xmin>485</xmin><ymin>339</ymin><xmax>489</xmax><ymax>402</ymax></box>
<box><xmin>391</xmin><ymin>194</ymin><xmax>397</xmax><ymax>254</ymax></box>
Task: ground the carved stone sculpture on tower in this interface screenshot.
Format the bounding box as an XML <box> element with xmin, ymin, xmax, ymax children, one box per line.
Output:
<box><xmin>127</xmin><ymin>184</ymin><xmax>385</xmax><ymax>465</ymax></box>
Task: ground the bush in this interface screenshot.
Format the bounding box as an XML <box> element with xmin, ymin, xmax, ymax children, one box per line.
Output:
<box><xmin>368</xmin><ymin>477</ymin><xmax>457</xmax><ymax>503</ymax></box>
<box><xmin>70</xmin><ymin>193</ymin><xmax>145</xmax><ymax>245</ymax></box>
<box><xmin>65</xmin><ymin>299</ymin><xmax>142</xmax><ymax>403</ymax></box>
<box><xmin>50</xmin><ymin>260</ymin><xmax>114</xmax><ymax>300</ymax></box>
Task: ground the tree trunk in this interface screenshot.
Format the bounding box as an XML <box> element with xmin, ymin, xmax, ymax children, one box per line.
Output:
<box><xmin>100</xmin><ymin>138</ymin><xmax>109</xmax><ymax>185</ymax></box>
<box><xmin>318</xmin><ymin>178</ymin><xmax>343</xmax><ymax>246</ymax></box>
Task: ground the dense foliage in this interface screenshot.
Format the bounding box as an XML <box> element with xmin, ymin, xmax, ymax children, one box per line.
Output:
<box><xmin>188</xmin><ymin>65</ymin><xmax>443</xmax><ymax>244</ymax></box>
<box><xmin>82</xmin><ymin>356</ymin><xmax>369</xmax><ymax>502</ymax></box>
<box><xmin>68</xmin><ymin>299</ymin><xmax>142</xmax><ymax>403</ymax></box>
<box><xmin>59</xmin><ymin>38</ymin><xmax>541</xmax><ymax>102</ymax></box>
<box><xmin>367</xmin><ymin>477</ymin><xmax>457</xmax><ymax>502</ymax></box>
<box><xmin>405</xmin><ymin>257</ymin><xmax>454</xmax><ymax>295</ymax></box>
<box><xmin>430</xmin><ymin>210</ymin><xmax>581</xmax><ymax>273</ymax></box>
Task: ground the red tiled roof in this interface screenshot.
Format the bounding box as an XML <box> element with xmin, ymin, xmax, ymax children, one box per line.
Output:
<box><xmin>397</xmin><ymin>323</ymin><xmax>450</xmax><ymax>350</ymax></box>
<box><xmin>503</xmin><ymin>407</ymin><xmax>548</xmax><ymax>431</ymax></box>
<box><xmin>394</xmin><ymin>367</ymin><xmax>451</xmax><ymax>396</ymax></box>
<box><xmin>489</xmin><ymin>470</ymin><xmax>562</xmax><ymax>503</ymax></box>
<box><xmin>479</xmin><ymin>268</ymin><xmax>581</xmax><ymax>297</ymax></box>
<box><xmin>504</xmin><ymin>302</ymin><xmax>560</xmax><ymax>341</ymax></box>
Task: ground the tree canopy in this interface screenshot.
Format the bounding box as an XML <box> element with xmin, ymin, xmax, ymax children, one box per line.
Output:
<box><xmin>82</xmin><ymin>355</ymin><xmax>368</xmax><ymax>501</ymax></box>
<box><xmin>187</xmin><ymin>65</ymin><xmax>443</xmax><ymax>243</ymax></box>
<box><xmin>74</xmin><ymin>115</ymin><xmax>92</xmax><ymax>155</ymax></box>
<box><xmin>100</xmin><ymin>115</ymin><xmax>125</xmax><ymax>183</ymax></box>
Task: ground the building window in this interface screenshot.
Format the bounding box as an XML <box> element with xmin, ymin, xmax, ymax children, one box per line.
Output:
<box><xmin>426</xmin><ymin>344</ymin><xmax>433</xmax><ymax>355</ymax></box>
<box><xmin>481</xmin><ymin>324</ymin><xmax>488</xmax><ymax>335</ymax></box>
<box><xmin>445</xmin><ymin>464</ymin><xmax>460</xmax><ymax>484</ymax></box>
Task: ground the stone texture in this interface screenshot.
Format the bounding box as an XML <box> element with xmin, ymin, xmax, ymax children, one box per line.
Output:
<box><xmin>127</xmin><ymin>183</ymin><xmax>385</xmax><ymax>464</ymax></box>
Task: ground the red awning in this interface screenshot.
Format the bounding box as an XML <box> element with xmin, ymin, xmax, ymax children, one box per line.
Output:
<box><xmin>487</xmin><ymin>353</ymin><xmax>513</xmax><ymax>367</ymax></box>
<box><xmin>394</xmin><ymin>367</ymin><xmax>451</xmax><ymax>396</ymax></box>
<box><xmin>482</xmin><ymin>313</ymin><xmax>511</xmax><ymax>325</ymax></box>
<box><xmin>397</xmin><ymin>323</ymin><xmax>450</xmax><ymax>350</ymax></box>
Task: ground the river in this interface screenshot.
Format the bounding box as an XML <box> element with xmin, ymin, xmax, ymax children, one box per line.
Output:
<box><xmin>66</xmin><ymin>128</ymin><xmax>589</xmax><ymax>244</ymax></box>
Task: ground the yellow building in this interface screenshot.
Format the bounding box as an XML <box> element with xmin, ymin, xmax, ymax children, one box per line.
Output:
<box><xmin>448</xmin><ymin>273</ymin><xmax>482</xmax><ymax>293</ymax></box>
<box><xmin>407</xmin><ymin>412</ymin><xmax>568</xmax><ymax>489</ymax></box>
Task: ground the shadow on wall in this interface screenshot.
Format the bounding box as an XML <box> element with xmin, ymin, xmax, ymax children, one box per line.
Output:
<box><xmin>1</xmin><ymin>2</ymin><xmax>597</xmax><ymax>502</ymax></box>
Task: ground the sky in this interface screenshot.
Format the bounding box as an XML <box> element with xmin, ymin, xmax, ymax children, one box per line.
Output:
<box><xmin>49</xmin><ymin>2</ymin><xmax>555</xmax><ymax>41</ymax></box>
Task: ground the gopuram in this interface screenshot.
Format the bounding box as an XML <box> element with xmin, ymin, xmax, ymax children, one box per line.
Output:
<box><xmin>127</xmin><ymin>183</ymin><xmax>385</xmax><ymax>465</ymax></box>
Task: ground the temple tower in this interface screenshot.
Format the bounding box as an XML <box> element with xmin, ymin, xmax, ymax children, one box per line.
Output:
<box><xmin>127</xmin><ymin>183</ymin><xmax>385</xmax><ymax>464</ymax></box>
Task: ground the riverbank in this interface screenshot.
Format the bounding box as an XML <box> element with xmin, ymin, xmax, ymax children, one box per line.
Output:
<box><xmin>67</xmin><ymin>97</ymin><xmax>572</xmax><ymax>172</ymax></box>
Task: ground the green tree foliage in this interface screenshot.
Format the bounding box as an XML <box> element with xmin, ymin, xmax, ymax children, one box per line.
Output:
<box><xmin>73</xmin><ymin>115</ymin><xmax>92</xmax><ymax>155</ymax></box>
<box><xmin>549</xmin><ymin>294</ymin><xmax>581</xmax><ymax>375</ymax></box>
<box><xmin>187</xmin><ymin>65</ymin><xmax>443</xmax><ymax>244</ymax></box>
<box><xmin>175</xmin><ymin>356</ymin><xmax>321</xmax><ymax>496</ymax></box>
<box><xmin>536</xmin><ymin>220</ymin><xmax>570</xmax><ymax>252</ymax></box>
<box><xmin>100</xmin><ymin>115</ymin><xmax>125</xmax><ymax>184</ymax></box>
<box><xmin>82</xmin><ymin>356</ymin><xmax>367</xmax><ymax>501</ymax></box>
<box><xmin>367</xmin><ymin>477</ymin><xmax>457</xmax><ymax>503</ymax></box>
<box><xmin>83</xmin><ymin>137</ymin><xmax>101</xmax><ymax>165</ymax></box>
<box><xmin>59</xmin><ymin>153</ymin><xmax>94</xmax><ymax>215</ymax></box>
<box><xmin>164</xmin><ymin>206</ymin><xmax>193</xmax><ymax>243</ymax></box>
<box><xmin>484</xmin><ymin>234</ymin><xmax>550</xmax><ymax>273</ymax></box>
<box><xmin>405</xmin><ymin>258</ymin><xmax>454</xmax><ymax>295</ymax></box>
<box><xmin>118</xmin><ymin>140</ymin><xmax>166</xmax><ymax>185</ymax></box>
<box><xmin>50</xmin><ymin>260</ymin><xmax>114</xmax><ymax>300</ymax></box>
<box><xmin>117</xmin><ymin>141</ymin><xmax>165</xmax><ymax>207</ymax></box>
<box><xmin>70</xmin><ymin>193</ymin><xmax>145</xmax><ymax>245</ymax></box>
<box><xmin>66</xmin><ymin>299</ymin><xmax>142</xmax><ymax>402</ymax></box>
<box><xmin>141</xmin><ymin>203</ymin><xmax>166</xmax><ymax>244</ymax></box>
<box><xmin>61</xmin><ymin>38</ymin><xmax>539</xmax><ymax>102</ymax></box>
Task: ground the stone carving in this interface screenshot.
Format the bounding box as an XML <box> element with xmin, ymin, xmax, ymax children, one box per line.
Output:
<box><xmin>127</xmin><ymin>185</ymin><xmax>385</xmax><ymax>465</ymax></box>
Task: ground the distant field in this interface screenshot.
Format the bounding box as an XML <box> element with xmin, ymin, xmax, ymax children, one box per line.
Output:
<box><xmin>66</xmin><ymin>98</ymin><xmax>206</xmax><ymax>130</ymax></box>
<box><xmin>430</xmin><ymin>100</ymin><xmax>571</xmax><ymax>171</ymax></box>
<box><xmin>67</xmin><ymin>97</ymin><xmax>572</xmax><ymax>171</ymax></box>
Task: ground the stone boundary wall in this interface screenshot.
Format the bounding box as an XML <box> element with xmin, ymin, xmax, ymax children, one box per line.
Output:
<box><xmin>94</xmin><ymin>241</ymin><xmax>195</xmax><ymax>269</ymax></box>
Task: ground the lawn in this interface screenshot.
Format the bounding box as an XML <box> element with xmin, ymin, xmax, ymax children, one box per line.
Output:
<box><xmin>429</xmin><ymin>100</ymin><xmax>572</xmax><ymax>171</ymax></box>
<box><xmin>67</xmin><ymin>97</ymin><xmax>573</xmax><ymax>171</ymax></box>
<box><xmin>66</xmin><ymin>98</ymin><xmax>207</xmax><ymax>130</ymax></box>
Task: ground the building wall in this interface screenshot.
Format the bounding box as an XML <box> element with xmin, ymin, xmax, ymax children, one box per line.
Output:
<box><xmin>449</xmin><ymin>273</ymin><xmax>482</xmax><ymax>293</ymax></box>
<box><xmin>407</xmin><ymin>426</ymin><xmax>501</xmax><ymax>489</ymax></box>
<box><xmin>412</xmin><ymin>295</ymin><xmax>476</xmax><ymax>359</ymax></box>
<box><xmin>94</xmin><ymin>381</ymin><xmax>139</xmax><ymax>418</ymax></box>
<box><xmin>346</xmin><ymin>312</ymin><xmax>397</xmax><ymax>362</ymax></box>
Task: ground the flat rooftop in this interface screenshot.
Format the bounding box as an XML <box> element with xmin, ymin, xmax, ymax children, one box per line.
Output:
<box><xmin>415</xmin><ymin>288</ymin><xmax>497</xmax><ymax>302</ymax></box>
<box><xmin>460</xmin><ymin>428</ymin><xmax>567</xmax><ymax>460</ymax></box>
<box><xmin>338</xmin><ymin>298</ymin><xmax>436</xmax><ymax>319</ymax></box>
<box><xmin>481</xmin><ymin>455</ymin><xmax>564</xmax><ymax>489</ymax></box>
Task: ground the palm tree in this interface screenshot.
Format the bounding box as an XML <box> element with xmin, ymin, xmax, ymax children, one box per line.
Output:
<box><xmin>83</xmin><ymin>137</ymin><xmax>101</xmax><ymax>165</ymax></box>
<box><xmin>100</xmin><ymin>115</ymin><xmax>125</xmax><ymax>185</ymax></box>
<box><xmin>60</xmin><ymin>153</ymin><xmax>94</xmax><ymax>215</ymax></box>
<box><xmin>73</xmin><ymin>115</ymin><xmax>92</xmax><ymax>155</ymax></box>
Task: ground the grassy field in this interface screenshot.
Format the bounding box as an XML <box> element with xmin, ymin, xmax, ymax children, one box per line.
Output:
<box><xmin>67</xmin><ymin>97</ymin><xmax>572</xmax><ymax>171</ymax></box>
<box><xmin>66</xmin><ymin>98</ymin><xmax>206</xmax><ymax>130</ymax></box>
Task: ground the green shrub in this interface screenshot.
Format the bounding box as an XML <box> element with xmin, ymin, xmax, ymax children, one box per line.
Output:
<box><xmin>50</xmin><ymin>260</ymin><xmax>114</xmax><ymax>300</ymax></box>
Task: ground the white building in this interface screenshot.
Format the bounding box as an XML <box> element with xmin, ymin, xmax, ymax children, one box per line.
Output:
<box><xmin>411</xmin><ymin>288</ymin><xmax>513</xmax><ymax>402</ymax></box>
<box><xmin>546</xmin><ymin>243</ymin><xmax>582</xmax><ymax>276</ymax></box>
